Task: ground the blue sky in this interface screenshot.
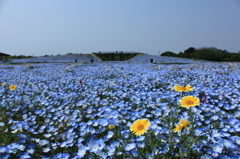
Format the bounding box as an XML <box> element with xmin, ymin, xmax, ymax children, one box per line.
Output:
<box><xmin>0</xmin><ymin>0</ymin><xmax>240</xmax><ymax>56</ymax></box>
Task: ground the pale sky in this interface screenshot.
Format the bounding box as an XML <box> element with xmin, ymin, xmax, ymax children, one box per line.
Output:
<box><xmin>0</xmin><ymin>0</ymin><xmax>240</xmax><ymax>56</ymax></box>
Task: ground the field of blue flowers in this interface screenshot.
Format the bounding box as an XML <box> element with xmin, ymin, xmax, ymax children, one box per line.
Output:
<box><xmin>0</xmin><ymin>62</ymin><xmax>239</xmax><ymax>159</ymax></box>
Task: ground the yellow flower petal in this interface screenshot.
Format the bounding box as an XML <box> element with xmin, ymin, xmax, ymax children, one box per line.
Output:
<box><xmin>174</xmin><ymin>84</ymin><xmax>193</xmax><ymax>92</ymax></box>
<box><xmin>9</xmin><ymin>85</ymin><xmax>17</xmax><ymax>90</ymax></box>
<box><xmin>174</xmin><ymin>119</ymin><xmax>190</xmax><ymax>132</ymax></box>
<box><xmin>130</xmin><ymin>119</ymin><xmax>150</xmax><ymax>136</ymax></box>
<box><xmin>173</xmin><ymin>124</ymin><xmax>183</xmax><ymax>132</ymax></box>
<box><xmin>180</xmin><ymin>96</ymin><xmax>199</xmax><ymax>108</ymax></box>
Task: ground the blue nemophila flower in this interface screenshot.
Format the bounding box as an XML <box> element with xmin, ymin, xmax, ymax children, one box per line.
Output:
<box><xmin>7</xmin><ymin>143</ymin><xmax>19</xmax><ymax>150</ymax></box>
<box><xmin>60</xmin><ymin>141</ymin><xmax>67</xmax><ymax>148</ymax></box>
<box><xmin>135</xmin><ymin>136</ymin><xmax>145</xmax><ymax>142</ymax></box>
<box><xmin>137</xmin><ymin>142</ymin><xmax>146</xmax><ymax>148</ymax></box>
<box><xmin>96</xmin><ymin>151</ymin><xmax>108</xmax><ymax>158</ymax></box>
<box><xmin>106</xmin><ymin>146</ymin><xmax>116</xmax><ymax>156</ymax></box>
<box><xmin>121</xmin><ymin>130</ymin><xmax>130</xmax><ymax>139</ymax></box>
<box><xmin>53</xmin><ymin>153</ymin><xmax>70</xmax><ymax>159</ymax></box>
<box><xmin>27</xmin><ymin>148</ymin><xmax>35</xmax><ymax>154</ymax></box>
<box><xmin>99</xmin><ymin>118</ymin><xmax>109</xmax><ymax>126</ymax></box>
<box><xmin>43</xmin><ymin>147</ymin><xmax>51</xmax><ymax>153</ymax></box>
<box><xmin>0</xmin><ymin>146</ymin><xmax>7</xmax><ymax>153</ymax></box>
<box><xmin>17</xmin><ymin>145</ymin><xmax>25</xmax><ymax>151</ymax></box>
<box><xmin>124</xmin><ymin>143</ymin><xmax>136</xmax><ymax>151</ymax></box>
<box><xmin>105</xmin><ymin>131</ymin><xmax>114</xmax><ymax>140</ymax></box>
<box><xmin>232</xmin><ymin>136</ymin><xmax>240</xmax><ymax>145</ymax></box>
<box><xmin>77</xmin><ymin>146</ymin><xmax>87</xmax><ymax>158</ymax></box>
<box><xmin>1</xmin><ymin>154</ymin><xmax>10</xmax><ymax>159</ymax></box>
<box><xmin>51</xmin><ymin>143</ymin><xmax>58</xmax><ymax>150</ymax></box>
<box><xmin>200</xmin><ymin>154</ymin><xmax>213</xmax><ymax>159</ymax></box>
<box><xmin>43</xmin><ymin>134</ymin><xmax>52</xmax><ymax>138</ymax></box>
<box><xmin>210</xmin><ymin>143</ymin><xmax>223</xmax><ymax>153</ymax></box>
<box><xmin>111</xmin><ymin>141</ymin><xmax>120</xmax><ymax>147</ymax></box>
<box><xmin>19</xmin><ymin>152</ymin><xmax>31</xmax><ymax>159</ymax></box>
<box><xmin>92</xmin><ymin>120</ymin><xmax>98</xmax><ymax>126</ymax></box>
<box><xmin>17</xmin><ymin>138</ymin><xmax>26</xmax><ymax>144</ymax></box>
<box><xmin>54</xmin><ymin>153</ymin><xmax>64</xmax><ymax>159</ymax></box>
<box><xmin>222</xmin><ymin>139</ymin><xmax>235</xmax><ymax>149</ymax></box>
<box><xmin>234</xmin><ymin>111</ymin><xmax>240</xmax><ymax>118</ymax></box>
<box><xmin>88</xmin><ymin>139</ymin><xmax>105</xmax><ymax>153</ymax></box>
<box><xmin>154</xmin><ymin>109</ymin><xmax>161</xmax><ymax>116</ymax></box>
<box><xmin>219</xmin><ymin>155</ymin><xmax>231</xmax><ymax>159</ymax></box>
<box><xmin>38</xmin><ymin>140</ymin><xmax>49</xmax><ymax>146</ymax></box>
<box><xmin>0</xmin><ymin>122</ymin><xmax>5</xmax><ymax>126</ymax></box>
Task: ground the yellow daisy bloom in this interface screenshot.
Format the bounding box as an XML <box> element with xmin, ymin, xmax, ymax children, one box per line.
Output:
<box><xmin>1</xmin><ymin>83</ymin><xmax>6</xmax><ymax>86</ymax></box>
<box><xmin>130</xmin><ymin>119</ymin><xmax>150</xmax><ymax>136</ymax></box>
<box><xmin>109</xmin><ymin>83</ymin><xmax>114</xmax><ymax>85</ymax></box>
<box><xmin>174</xmin><ymin>84</ymin><xmax>192</xmax><ymax>92</ymax></box>
<box><xmin>9</xmin><ymin>85</ymin><xmax>17</xmax><ymax>90</ymax></box>
<box><xmin>174</xmin><ymin>119</ymin><xmax>190</xmax><ymax>132</ymax></box>
<box><xmin>105</xmin><ymin>68</ymin><xmax>110</xmax><ymax>71</ymax></box>
<box><xmin>173</xmin><ymin>124</ymin><xmax>183</xmax><ymax>132</ymax></box>
<box><xmin>180</xmin><ymin>96</ymin><xmax>200</xmax><ymax>108</ymax></box>
<box><xmin>108</xmin><ymin>125</ymin><xmax>115</xmax><ymax>129</ymax></box>
<box><xmin>179</xmin><ymin>119</ymin><xmax>190</xmax><ymax>130</ymax></box>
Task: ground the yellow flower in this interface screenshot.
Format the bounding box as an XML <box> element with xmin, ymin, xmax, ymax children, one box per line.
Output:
<box><xmin>110</xmin><ymin>83</ymin><xmax>114</xmax><ymax>85</ymax></box>
<box><xmin>105</xmin><ymin>68</ymin><xmax>110</xmax><ymax>70</ymax></box>
<box><xmin>180</xmin><ymin>96</ymin><xmax>200</xmax><ymax>108</ymax></box>
<box><xmin>174</xmin><ymin>84</ymin><xmax>192</xmax><ymax>92</ymax></box>
<box><xmin>179</xmin><ymin>119</ymin><xmax>190</xmax><ymax>129</ymax></box>
<box><xmin>173</xmin><ymin>124</ymin><xmax>183</xmax><ymax>132</ymax></box>
<box><xmin>174</xmin><ymin>119</ymin><xmax>190</xmax><ymax>132</ymax></box>
<box><xmin>9</xmin><ymin>85</ymin><xmax>17</xmax><ymax>90</ymax></box>
<box><xmin>108</xmin><ymin>125</ymin><xmax>115</xmax><ymax>129</ymax></box>
<box><xmin>130</xmin><ymin>119</ymin><xmax>150</xmax><ymax>136</ymax></box>
<box><xmin>1</xmin><ymin>83</ymin><xmax>6</xmax><ymax>86</ymax></box>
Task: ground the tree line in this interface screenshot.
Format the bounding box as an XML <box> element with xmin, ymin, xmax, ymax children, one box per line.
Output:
<box><xmin>8</xmin><ymin>55</ymin><xmax>34</xmax><ymax>59</ymax></box>
<box><xmin>161</xmin><ymin>47</ymin><xmax>240</xmax><ymax>62</ymax></box>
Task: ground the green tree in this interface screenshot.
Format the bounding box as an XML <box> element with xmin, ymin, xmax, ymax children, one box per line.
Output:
<box><xmin>161</xmin><ymin>51</ymin><xmax>176</xmax><ymax>57</ymax></box>
<box><xmin>184</xmin><ymin>47</ymin><xmax>195</xmax><ymax>54</ymax></box>
<box><xmin>66</xmin><ymin>52</ymin><xmax>74</xmax><ymax>55</ymax></box>
<box><xmin>194</xmin><ymin>47</ymin><xmax>223</xmax><ymax>61</ymax></box>
<box><xmin>183</xmin><ymin>47</ymin><xmax>195</xmax><ymax>58</ymax></box>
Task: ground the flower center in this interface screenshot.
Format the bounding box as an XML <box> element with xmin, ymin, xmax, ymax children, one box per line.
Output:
<box><xmin>137</xmin><ymin>124</ymin><xmax>144</xmax><ymax>130</ymax></box>
<box><xmin>108</xmin><ymin>125</ymin><xmax>115</xmax><ymax>129</ymax></box>
<box><xmin>180</xmin><ymin>87</ymin><xmax>186</xmax><ymax>90</ymax></box>
<box><xmin>186</xmin><ymin>100</ymin><xmax>193</xmax><ymax>105</ymax></box>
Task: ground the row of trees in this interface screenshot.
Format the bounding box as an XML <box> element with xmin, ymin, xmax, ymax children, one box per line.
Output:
<box><xmin>8</xmin><ymin>55</ymin><xmax>34</xmax><ymax>59</ymax></box>
<box><xmin>161</xmin><ymin>47</ymin><xmax>240</xmax><ymax>62</ymax></box>
<box><xmin>9</xmin><ymin>53</ymin><xmax>81</xmax><ymax>59</ymax></box>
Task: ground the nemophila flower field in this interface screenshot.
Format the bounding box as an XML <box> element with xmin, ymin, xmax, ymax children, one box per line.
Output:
<box><xmin>0</xmin><ymin>62</ymin><xmax>240</xmax><ymax>159</ymax></box>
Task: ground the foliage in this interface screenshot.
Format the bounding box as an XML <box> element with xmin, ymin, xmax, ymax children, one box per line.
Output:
<box><xmin>174</xmin><ymin>46</ymin><xmax>240</xmax><ymax>61</ymax></box>
<box><xmin>194</xmin><ymin>47</ymin><xmax>223</xmax><ymax>61</ymax></box>
<box><xmin>161</xmin><ymin>51</ymin><xmax>176</xmax><ymax>57</ymax></box>
<box><xmin>9</xmin><ymin>55</ymin><xmax>34</xmax><ymax>59</ymax></box>
<box><xmin>184</xmin><ymin>47</ymin><xmax>195</xmax><ymax>55</ymax></box>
